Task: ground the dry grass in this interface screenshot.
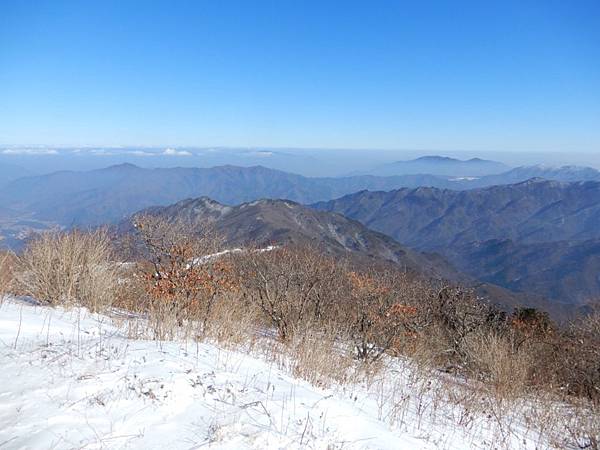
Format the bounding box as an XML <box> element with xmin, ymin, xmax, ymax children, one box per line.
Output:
<box><xmin>0</xmin><ymin>250</ymin><xmax>15</xmax><ymax>301</ymax></box>
<box><xmin>464</xmin><ymin>332</ymin><xmax>532</xmax><ymax>401</ymax></box>
<box><xmin>14</xmin><ymin>229</ymin><xmax>118</xmax><ymax>312</ymax></box>
<box><xmin>285</xmin><ymin>322</ymin><xmax>354</xmax><ymax>386</ymax></box>
<box><xmin>202</xmin><ymin>292</ymin><xmax>262</xmax><ymax>348</ymax></box>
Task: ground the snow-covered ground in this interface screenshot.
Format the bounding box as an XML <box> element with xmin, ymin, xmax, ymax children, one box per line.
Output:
<box><xmin>0</xmin><ymin>297</ymin><xmax>586</xmax><ymax>449</ymax></box>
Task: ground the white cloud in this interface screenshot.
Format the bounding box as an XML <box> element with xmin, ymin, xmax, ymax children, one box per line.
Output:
<box><xmin>163</xmin><ymin>148</ymin><xmax>192</xmax><ymax>156</ymax></box>
<box><xmin>91</xmin><ymin>149</ymin><xmax>155</xmax><ymax>157</ymax></box>
<box><xmin>251</xmin><ymin>151</ymin><xmax>274</xmax><ymax>158</ymax></box>
<box><xmin>90</xmin><ymin>149</ymin><xmax>116</xmax><ymax>156</ymax></box>
<box><xmin>1</xmin><ymin>148</ymin><xmax>59</xmax><ymax>155</ymax></box>
<box><xmin>128</xmin><ymin>150</ymin><xmax>155</xmax><ymax>157</ymax></box>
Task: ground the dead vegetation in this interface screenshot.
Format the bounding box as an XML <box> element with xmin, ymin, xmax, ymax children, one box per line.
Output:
<box><xmin>3</xmin><ymin>219</ymin><xmax>599</xmax><ymax>447</ymax></box>
<box><xmin>0</xmin><ymin>250</ymin><xmax>15</xmax><ymax>301</ymax></box>
<box><xmin>12</xmin><ymin>229</ymin><xmax>118</xmax><ymax>312</ymax></box>
<box><xmin>234</xmin><ymin>244</ymin><xmax>346</xmax><ymax>341</ymax></box>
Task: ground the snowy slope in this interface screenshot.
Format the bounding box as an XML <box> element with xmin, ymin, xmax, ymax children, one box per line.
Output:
<box><xmin>0</xmin><ymin>298</ymin><xmax>582</xmax><ymax>449</ymax></box>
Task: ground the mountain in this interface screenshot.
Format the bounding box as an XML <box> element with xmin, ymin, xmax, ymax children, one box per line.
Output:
<box><xmin>0</xmin><ymin>164</ymin><xmax>462</xmax><ymax>227</ymax></box>
<box><xmin>4</xmin><ymin>161</ymin><xmax>600</xmax><ymax>230</ymax></box>
<box><xmin>314</xmin><ymin>179</ymin><xmax>600</xmax><ymax>249</ymax></box>
<box><xmin>127</xmin><ymin>197</ymin><xmax>461</xmax><ymax>280</ymax></box>
<box><xmin>365</xmin><ymin>156</ymin><xmax>510</xmax><ymax>177</ymax></box>
<box><xmin>469</xmin><ymin>164</ymin><xmax>600</xmax><ymax>187</ymax></box>
<box><xmin>312</xmin><ymin>179</ymin><xmax>600</xmax><ymax>305</ymax></box>
<box><xmin>365</xmin><ymin>163</ymin><xmax>600</xmax><ymax>189</ymax></box>
<box><xmin>452</xmin><ymin>238</ymin><xmax>600</xmax><ymax>305</ymax></box>
<box><xmin>125</xmin><ymin>196</ymin><xmax>565</xmax><ymax>315</ymax></box>
<box><xmin>0</xmin><ymin>162</ymin><xmax>31</xmax><ymax>187</ymax></box>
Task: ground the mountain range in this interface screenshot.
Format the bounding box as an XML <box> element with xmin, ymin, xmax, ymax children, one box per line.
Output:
<box><xmin>1</xmin><ymin>159</ymin><xmax>597</xmax><ymax>316</ymax></box>
<box><xmin>463</xmin><ymin>164</ymin><xmax>600</xmax><ymax>187</ymax></box>
<box><xmin>3</xmin><ymin>161</ymin><xmax>600</xmax><ymax>229</ymax></box>
<box><xmin>363</xmin><ymin>155</ymin><xmax>510</xmax><ymax>177</ymax></box>
<box><xmin>124</xmin><ymin>196</ymin><xmax>563</xmax><ymax>316</ymax></box>
<box><xmin>313</xmin><ymin>179</ymin><xmax>600</xmax><ymax>305</ymax></box>
<box><xmin>128</xmin><ymin>197</ymin><xmax>461</xmax><ymax>280</ymax></box>
<box><xmin>0</xmin><ymin>163</ymin><xmax>466</xmax><ymax>226</ymax></box>
<box><xmin>452</xmin><ymin>238</ymin><xmax>600</xmax><ymax>307</ymax></box>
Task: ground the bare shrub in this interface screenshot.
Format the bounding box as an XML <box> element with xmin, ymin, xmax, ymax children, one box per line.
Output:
<box><xmin>236</xmin><ymin>245</ymin><xmax>345</xmax><ymax>341</ymax></box>
<box><xmin>131</xmin><ymin>215</ymin><xmax>237</xmax><ymax>339</ymax></box>
<box><xmin>345</xmin><ymin>269</ymin><xmax>431</xmax><ymax>362</ymax></box>
<box><xmin>417</xmin><ymin>285</ymin><xmax>505</xmax><ymax>371</ymax></box>
<box><xmin>14</xmin><ymin>229</ymin><xmax>118</xmax><ymax>311</ymax></box>
<box><xmin>342</xmin><ymin>274</ymin><xmax>499</xmax><ymax>366</ymax></box>
<box><xmin>502</xmin><ymin>306</ymin><xmax>600</xmax><ymax>404</ymax></box>
<box><xmin>555</xmin><ymin>309</ymin><xmax>600</xmax><ymax>403</ymax></box>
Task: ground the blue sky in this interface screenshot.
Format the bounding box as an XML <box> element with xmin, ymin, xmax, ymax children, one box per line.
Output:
<box><xmin>0</xmin><ymin>0</ymin><xmax>599</xmax><ymax>153</ymax></box>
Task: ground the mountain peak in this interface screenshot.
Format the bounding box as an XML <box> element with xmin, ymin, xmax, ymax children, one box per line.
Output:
<box><xmin>104</xmin><ymin>162</ymin><xmax>140</xmax><ymax>171</ymax></box>
<box><xmin>365</xmin><ymin>155</ymin><xmax>509</xmax><ymax>177</ymax></box>
<box><xmin>512</xmin><ymin>177</ymin><xmax>568</xmax><ymax>187</ymax></box>
<box><xmin>413</xmin><ymin>155</ymin><xmax>458</xmax><ymax>162</ymax></box>
<box><xmin>127</xmin><ymin>195</ymin><xmax>458</xmax><ymax>279</ymax></box>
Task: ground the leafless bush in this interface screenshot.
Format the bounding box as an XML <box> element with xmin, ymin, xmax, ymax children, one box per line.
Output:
<box><xmin>14</xmin><ymin>229</ymin><xmax>118</xmax><ymax>311</ymax></box>
<box><xmin>235</xmin><ymin>245</ymin><xmax>346</xmax><ymax>341</ymax></box>
<box><xmin>344</xmin><ymin>270</ymin><xmax>432</xmax><ymax>362</ymax></box>
<box><xmin>416</xmin><ymin>285</ymin><xmax>505</xmax><ymax>371</ymax></box>
<box><xmin>494</xmin><ymin>306</ymin><xmax>600</xmax><ymax>405</ymax></box>
<box><xmin>554</xmin><ymin>309</ymin><xmax>600</xmax><ymax>403</ymax></box>
<box><xmin>131</xmin><ymin>215</ymin><xmax>237</xmax><ymax>339</ymax></box>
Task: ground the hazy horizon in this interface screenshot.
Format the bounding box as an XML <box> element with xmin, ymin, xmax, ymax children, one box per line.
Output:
<box><xmin>1</xmin><ymin>145</ymin><xmax>600</xmax><ymax>177</ymax></box>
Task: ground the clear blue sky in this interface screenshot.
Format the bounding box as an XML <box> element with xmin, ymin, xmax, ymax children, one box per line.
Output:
<box><xmin>1</xmin><ymin>0</ymin><xmax>599</xmax><ymax>153</ymax></box>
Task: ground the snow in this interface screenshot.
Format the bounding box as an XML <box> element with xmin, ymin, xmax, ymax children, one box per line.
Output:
<box><xmin>0</xmin><ymin>297</ymin><xmax>581</xmax><ymax>449</ymax></box>
<box><xmin>191</xmin><ymin>246</ymin><xmax>277</xmax><ymax>266</ymax></box>
<box><xmin>448</xmin><ymin>176</ymin><xmax>479</xmax><ymax>181</ymax></box>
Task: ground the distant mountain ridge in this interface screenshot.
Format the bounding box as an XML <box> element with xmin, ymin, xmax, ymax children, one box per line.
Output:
<box><xmin>471</xmin><ymin>164</ymin><xmax>600</xmax><ymax>186</ymax></box>
<box><xmin>452</xmin><ymin>238</ymin><xmax>600</xmax><ymax>305</ymax></box>
<box><xmin>315</xmin><ymin>179</ymin><xmax>600</xmax><ymax>248</ymax></box>
<box><xmin>0</xmin><ymin>163</ymin><xmax>469</xmax><ymax>226</ymax></box>
<box><xmin>3</xmin><ymin>161</ymin><xmax>600</xmax><ymax>228</ymax></box>
<box><xmin>312</xmin><ymin>179</ymin><xmax>600</xmax><ymax>305</ymax></box>
<box><xmin>364</xmin><ymin>155</ymin><xmax>510</xmax><ymax>177</ymax></box>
